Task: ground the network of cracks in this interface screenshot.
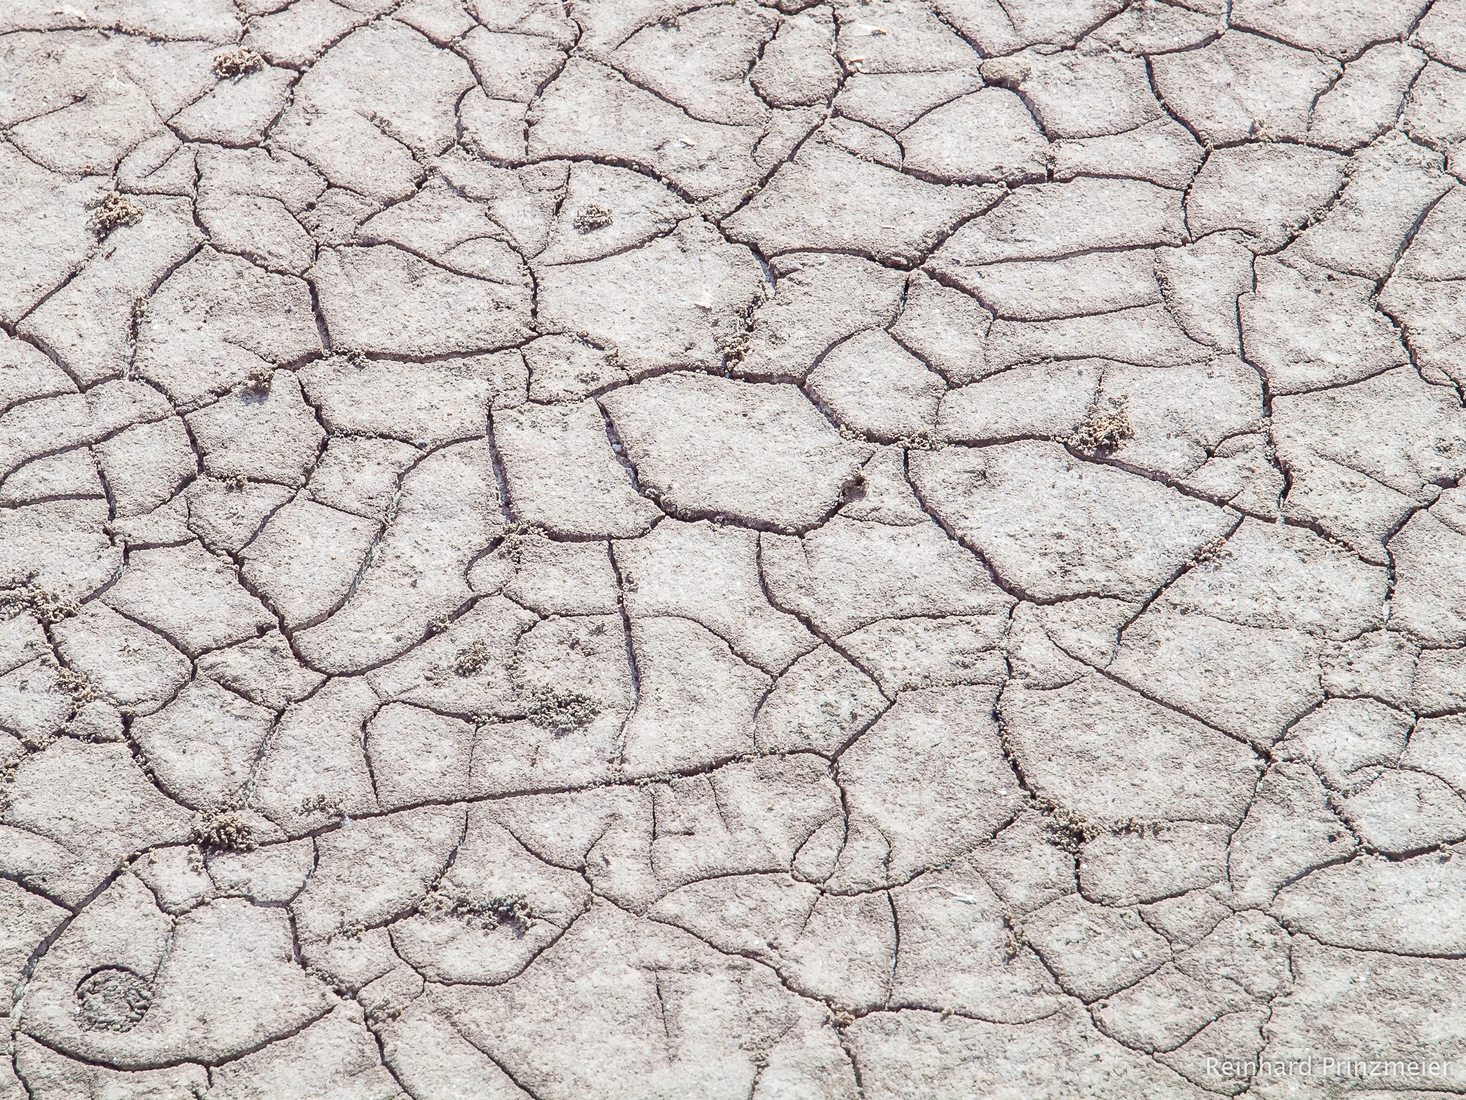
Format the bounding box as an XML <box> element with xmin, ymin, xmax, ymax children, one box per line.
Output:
<box><xmin>3</xmin><ymin>0</ymin><xmax>1466</xmax><ymax>1096</ymax></box>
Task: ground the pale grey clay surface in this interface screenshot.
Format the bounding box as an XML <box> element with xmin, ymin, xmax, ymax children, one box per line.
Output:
<box><xmin>2</xmin><ymin>0</ymin><xmax>1465</xmax><ymax>1096</ymax></box>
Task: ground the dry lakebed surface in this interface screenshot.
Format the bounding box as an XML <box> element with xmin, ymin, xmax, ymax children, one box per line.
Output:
<box><xmin>2</xmin><ymin>0</ymin><xmax>1466</xmax><ymax>1096</ymax></box>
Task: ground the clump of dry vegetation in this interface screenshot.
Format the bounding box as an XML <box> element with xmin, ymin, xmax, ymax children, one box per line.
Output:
<box><xmin>1</xmin><ymin>584</ymin><xmax>77</xmax><ymax>624</ymax></box>
<box><xmin>1192</xmin><ymin>536</ymin><xmax>1231</xmax><ymax>566</ymax></box>
<box><xmin>1002</xmin><ymin>921</ymin><xmax>1029</xmax><ymax>963</ymax></box>
<box><xmin>191</xmin><ymin>811</ymin><xmax>259</xmax><ymax>852</ymax></box>
<box><xmin>573</xmin><ymin>204</ymin><xmax>613</xmax><ymax>233</ymax></box>
<box><xmin>497</xmin><ymin>521</ymin><xmax>547</xmax><ymax>564</ymax></box>
<box><xmin>212</xmin><ymin>47</ymin><xmax>264</xmax><ymax>79</ymax></box>
<box><xmin>54</xmin><ymin>665</ymin><xmax>100</xmax><ymax>710</ymax></box>
<box><xmin>1071</xmin><ymin>400</ymin><xmax>1133</xmax><ymax>452</ymax></box>
<box><xmin>453</xmin><ymin>640</ymin><xmax>492</xmax><ymax>677</ymax></box>
<box><xmin>525</xmin><ymin>687</ymin><xmax>600</xmax><ymax>734</ymax></box>
<box><xmin>88</xmin><ymin>191</ymin><xmax>144</xmax><ymax>237</ymax></box>
<box><xmin>245</xmin><ymin>363</ymin><xmax>274</xmax><ymax>393</ymax></box>
<box><xmin>1031</xmin><ymin>794</ymin><xmax>1154</xmax><ymax>854</ymax></box>
<box><xmin>299</xmin><ymin>793</ymin><xmax>345</xmax><ymax>818</ymax></box>
<box><xmin>837</xmin><ymin>425</ymin><xmax>943</xmax><ymax>450</ymax></box>
<box><xmin>717</xmin><ymin>329</ymin><xmax>751</xmax><ymax>370</ymax></box>
<box><xmin>418</xmin><ymin>890</ymin><xmax>535</xmax><ymax>936</ymax></box>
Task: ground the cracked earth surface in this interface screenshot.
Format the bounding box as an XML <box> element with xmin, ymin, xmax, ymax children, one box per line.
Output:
<box><xmin>2</xmin><ymin>0</ymin><xmax>1466</xmax><ymax>1097</ymax></box>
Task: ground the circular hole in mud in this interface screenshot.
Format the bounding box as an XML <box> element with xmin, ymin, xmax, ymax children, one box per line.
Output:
<box><xmin>75</xmin><ymin>966</ymin><xmax>152</xmax><ymax>1032</ymax></box>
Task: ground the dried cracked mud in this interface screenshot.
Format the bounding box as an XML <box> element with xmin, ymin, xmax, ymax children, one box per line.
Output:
<box><xmin>2</xmin><ymin>0</ymin><xmax>1466</xmax><ymax>1097</ymax></box>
